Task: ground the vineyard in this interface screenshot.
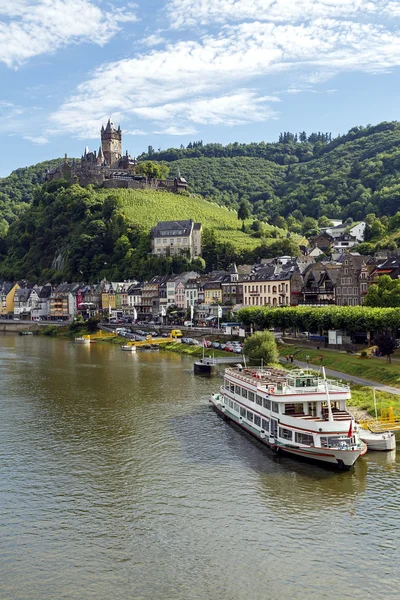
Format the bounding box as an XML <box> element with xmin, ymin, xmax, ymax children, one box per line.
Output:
<box><xmin>98</xmin><ymin>188</ymin><xmax>277</xmax><ymax>251</ymax></box>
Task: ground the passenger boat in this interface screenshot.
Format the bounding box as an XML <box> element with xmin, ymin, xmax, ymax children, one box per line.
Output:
<box><xmin>210</xmin><ymin>366</ymin><xmax>367</xmax><ymax>469</ymax></box>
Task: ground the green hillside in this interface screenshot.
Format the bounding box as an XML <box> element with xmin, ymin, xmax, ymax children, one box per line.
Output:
<box><xmin>2</xmin><ymin>121</ymin><xmax>400</xmax><ymax>256</ymax></box>
<box><xmin>99</xmin><ymin>188</ymin><xmax>265</xmax><ymax>251</ymax></box>
<box><xmin>0</xmin><ymin>183</ymin><xmax>295</xmax><ymax>282</ymax></box>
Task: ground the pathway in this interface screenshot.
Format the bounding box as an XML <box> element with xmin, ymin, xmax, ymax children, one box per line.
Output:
<box><xmin>280</xmin><ymin>358</ymin><xmax>400</xmax><ymax>396</ymax></box>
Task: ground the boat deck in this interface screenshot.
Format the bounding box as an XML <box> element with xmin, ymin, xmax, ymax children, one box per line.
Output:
<box><xmin>284</xmin><ymin>406</ymin><xmax>352</xmax><ymax>422</ymax></box>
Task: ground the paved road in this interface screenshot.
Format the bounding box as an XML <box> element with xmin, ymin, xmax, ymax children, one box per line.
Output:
<box><xmin>280</xmin><ymin>358</ymin><xmax>400</xmax><ymax>396</ymax></box>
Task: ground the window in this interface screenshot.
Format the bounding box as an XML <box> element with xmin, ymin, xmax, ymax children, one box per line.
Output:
<box><xmin>248</xmin><ymin>391</ymin><xmax>255</xmax><ymax>403</ymax></box>
<box><xmin>240</xmin><ymin>407</ymin><xmax>246</xmax><ymax>417</ymax></box>
<box><xmin>241</xmin><ymin>388</ymin><xmax>248</xmax><ymax>399</ymax></box>
<box><xmin>271</xmin><ymin>402</ymin><xmax>279</xmax><ymax>413</ymax></box>
<box><xmin>263</xmin><ymin>398</ymin><xmax>271</xmax><ymax>410</ymax></box>
<box><xmin>295</xmin><ymin>432</ymin><xmax>314</xmax><ymax>445</ymax></box>
<box><xmin>246</xmin><ymin>410</ymin><xmax>254</xmax><ymax>422</ymax></box>
<box><xmin>279</xmin><ymin>427</ymin><xmax>293</xmax><ymax>441</ymax></box>
<box><xmin>235</xmin><ymin>385</ymin><xmax>240</xmax><ymax>395</ymax></box>
<box><xmin>337</xmin><ymin>287</ymin><xmax>341</xmax><ymax>295</ymax></box>
<box><xmin>261</xmin><ymin>419</ymin><xmax>269</xmax><ymax>432</ymax></box>
<box><xmin>256</xmin><ymin>395</ymin><xmax>262</xmax><ymax>406</ymax></box>
<box><xmin>254</xmin><ymin>415</ymin><xmax>261</xmax><ymax>427</ymax></box>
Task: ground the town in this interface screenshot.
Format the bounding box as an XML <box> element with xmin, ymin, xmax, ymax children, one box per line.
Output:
<box><xmin>1</xmin><ymin>216</ymin><xmax>398</xmax><ymax>334</ymax></box>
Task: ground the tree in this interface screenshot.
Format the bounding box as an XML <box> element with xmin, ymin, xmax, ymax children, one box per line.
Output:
<box><xmin>237</xmin><ymin>200</ymin><xmax>251</xmax><ymax>222</ymax></box>
<box><xmin>374</xmin><ymin>330</ymin><xmax>397</xmax><ymax>363</ymax></box>
<box><xmin>136</xmin><ymin>161</ymin><xmax>169</xmax><ymax>180</ymax></box>
<box><xmin>243</xmin><ymin>331</ymin><xmax>279</xmax><ymax>365</ymax></box>
<box><xmin>364</xmin><ymin>275</ymin><xmax>400</xmax><ymax>307</ymax></box>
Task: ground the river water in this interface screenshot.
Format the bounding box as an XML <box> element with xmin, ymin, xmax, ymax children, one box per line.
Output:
<box><xmin>1</xmin><ymin>335</ymin><xmax>399</xmax><ymax>600</ymax></box>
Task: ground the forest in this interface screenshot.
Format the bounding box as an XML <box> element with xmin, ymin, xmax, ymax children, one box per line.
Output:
<box><xmin>0</xmin><ymin>182</ymin><xmax>300</xmax><ymax>282</ymax></box>
<box><xmin>2</xmin><ymin>121</ymin><xmax>400</xmax><ymax>265</ymax></box>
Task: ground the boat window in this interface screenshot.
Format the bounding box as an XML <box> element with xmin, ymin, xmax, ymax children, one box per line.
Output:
<box><xmin>271</xmin><ymin>402</ymin><xmax>279</xmax><ymax>413</ymax></box>
<box><xmin>254</xmin><ymin>415</ymin><xmax>261</xmax><ymax>427</ymax></box>
<box><xmin>256</xmin><ymin>395</ymin><xmax>262</xmax><ymax>406</ymax></box>
<box><xmin>320</xmin><ymin>436</ymin><xmax>352</xmax><ymax>448</ymax></box>
<box><xmin>295</xmin><ymin>432</ymin><xmax>314</xmax><ymax>445</ymax></box>
<box><xmin>248</xmin><ymin>391</ymin><xmax>255</xmax><ymax>403</ymax></box>
<box><xmin>246</xmin><ymin>410</ymin><xmax>254</xmax><ymax>422</ymax></box>
<box><xmin>234</xmin><ymin>403</ymin><xmax>239</xmax><ymax>413</ymax></box>
<box><xmin>240</xmin><ymin>407</ymin><xmax>246</xmax><ymax>417</ymax></box>
<box><xmin>263</xmin><ymin>398</ymin><xmax>271</xmax><ymax>410</ymax></box>
<box><xmin>229</xmin><ymin>399</ymin><xmax>233</xmax><ymax>409</ymax></box>
<box><xmin>230</xmin><ymin>384</ymin><xmax>235</xmax><ymax>393</ymax></box>
<box><xmin>235</xmin><ymin>385</ymin><xmax>240</xmax><ymax>395</ymax></box>
<box><xmin>241</xmin><ymin>388</ymin><xmax>248</xmax><ymax>399</ymax></box>
<box><xmin>261</xmin><ymin>418</ymin><xmax>269</xmax><ymax>431</ymax></box>
<box><xmin>279</xmin><ymin>427</ymin><xmax>293</xmax><ymax>441</ymax></box>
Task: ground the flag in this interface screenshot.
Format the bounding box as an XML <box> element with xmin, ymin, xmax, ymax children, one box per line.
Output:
<box><xmin>133</xmin><ymin>307</ymin><xmax>137</xmax><ymax>321</ymax></box>
<box><xmin>161</xmin><ymin>305</ymin><xmax>166</xmax><ymax>317</ymax></box>
<box><xmin>348</xmin><ymin>420</ymin><xmax>353</xmax><ymax>438</ymax></box>
<box><xmin>217</xmin><ymin>305</ymin><xmax>222</xmax><ymax>318</ymax></box>
<box><xmin>190</xmin><ymin>304</ymin><xmax>194</xmax><ymax>320</ymax></box>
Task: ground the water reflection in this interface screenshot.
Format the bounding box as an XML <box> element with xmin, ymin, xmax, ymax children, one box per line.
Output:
<box><xmin>1</xmin><ymin>336</ymin><xmax>400</xmax><ymax>600</ymax></box>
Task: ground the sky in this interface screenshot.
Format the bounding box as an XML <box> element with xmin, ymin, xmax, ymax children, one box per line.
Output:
<box><xmin>2</xmin><ymin>0</ymin><xmax>400</xmax><ymax>177</ymax></box>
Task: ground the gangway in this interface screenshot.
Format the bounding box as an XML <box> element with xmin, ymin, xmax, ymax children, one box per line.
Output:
<box><xmin>359</xmin><ymin>407</ymin><xmax>400</xmax><ymax>433</ymax></box>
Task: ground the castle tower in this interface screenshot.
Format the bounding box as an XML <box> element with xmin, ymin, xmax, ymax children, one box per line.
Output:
<box><xmin>101</xmin><ymin>119</ymin><xmax>122</xmax><ymax>167</ymax></box>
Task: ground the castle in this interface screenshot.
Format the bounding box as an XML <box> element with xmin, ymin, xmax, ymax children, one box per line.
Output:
<box><xmin>46</xmin><ymin>119</ymin><xmax>188</xmax><ymax>193</ymax></box>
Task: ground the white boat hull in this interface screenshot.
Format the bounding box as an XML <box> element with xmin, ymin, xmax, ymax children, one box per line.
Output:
<box><xmin>210</xmin><ymin>395</ymin><xmax>366</xmax><ymax>469</ymax></box>
<box><xmin>121</xmin><ymin>345</ymin><xmax>136</xmax><ymax>352</ymax></box>
<box><xmin>358</xmin><ymin>428</ymin><xmax>396</xmax><ymax>452</ymax></box>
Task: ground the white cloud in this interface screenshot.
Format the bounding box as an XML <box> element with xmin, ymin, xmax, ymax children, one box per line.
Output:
<box><xmin>0</xmin><ymin>0</ymin><xmax>138</xmax><ymax>67</ymax></box>
<box><xmin>154</xmin><ymin>125</ymin><xmax>198</xmax><ymax>135</ymax></box>
<box><xmin>142</xmin><ymin>33</ymin><xmax>167</xmax><ymax>47</ymax></box>
<box><xmin>48</xmin><ymin>3</ymin><xmax>400</xmax><ymax>139</ymax></box>
<box><xmin>23</xmin><ymin>135</ymin><xmax>49</xmax><ymax>144</ymax></box>
<box><xmin>166</xmin><ymin>0</ymin><xmax>400</xmax><ymax>28</ymax></box>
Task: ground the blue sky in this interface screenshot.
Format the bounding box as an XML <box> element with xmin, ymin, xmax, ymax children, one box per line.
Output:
<box><xmin>2</xmin><ymin>0</ymin><xmax>400</xmax><ymax>177</ymax></box>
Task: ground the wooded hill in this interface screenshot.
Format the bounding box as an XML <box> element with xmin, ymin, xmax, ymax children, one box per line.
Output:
<box><xmin>2</xmin><ymin>121</ymin><xmax>400</xmax><ymax>255</ymax></box>
<box><xmin>0</xmin><ymin>182</ymin><xmax>299</xmax><ymax>282</ymax></box>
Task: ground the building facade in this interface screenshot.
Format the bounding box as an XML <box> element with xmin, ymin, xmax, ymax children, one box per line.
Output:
<box><xmin>150</xmin><ymin>220</ymin><xmax>202</xmax><ymax>259</ymax></box>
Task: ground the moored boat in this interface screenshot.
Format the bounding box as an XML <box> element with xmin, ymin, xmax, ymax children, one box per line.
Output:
<box><xmin>210</xmin><ymin>366</ymin><xmax>367</xmax><ymax>469</ymax></box>
<box><xmin>194</xmin><ymin>358</ymin><xmax>217</xmax><ymax>376</ymax></box>
<box><xmin>121</xmin><ymin>344</ymin><xmax>136</xmax><ymax>352</ymax></box>
<box><xmin>74</xmin><ymin>337</ymin><xmax>90</xmax><ymax>344</ymax></box>
<box><xmin>357</xmin><ymin>427</ymin><xmax>396</xmax><ymax>452</ymax></box>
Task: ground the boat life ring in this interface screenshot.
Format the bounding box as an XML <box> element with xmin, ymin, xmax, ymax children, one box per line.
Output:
<box><xmin>268</xmin><ymin>386</ymin><xmax>275</xmax><ymax>393</ymax></box>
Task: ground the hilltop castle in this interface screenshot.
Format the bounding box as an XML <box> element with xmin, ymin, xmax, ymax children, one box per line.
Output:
<box><xmin>46</xmin><ymin>119</ymin><xmax>188</xmax><ymax>193</ymax></box>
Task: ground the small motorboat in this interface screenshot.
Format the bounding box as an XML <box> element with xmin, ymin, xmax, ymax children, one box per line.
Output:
<box><xmin>74</xmin><ymin>337</ymin><xmax>90</xmax><ymax>344</ymax></box>
<box><xmin>357</xmin><ymin>427</ymin><xmax>396</xmax><ymax>452</ymax></box>
<box><xmin>121</xmin><ymin>344</ymin><xmax>136</xmax><ymax>352</ymax></box>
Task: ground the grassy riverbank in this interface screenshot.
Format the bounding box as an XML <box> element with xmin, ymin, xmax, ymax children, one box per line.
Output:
<box><xmin>280</xmin><ymin>345</ymin><xmax>400</xmax><ymax>388</ymax></box>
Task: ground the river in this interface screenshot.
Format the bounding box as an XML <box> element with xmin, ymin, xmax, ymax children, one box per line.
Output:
<box><xmin>0</xmin><ymin>335</ymin><xmax>399</xmax><ymax>600</ymax></box>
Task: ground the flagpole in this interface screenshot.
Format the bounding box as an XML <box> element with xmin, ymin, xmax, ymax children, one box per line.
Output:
<box><xmin>373</xmin><ymin>388</ymin><xmax>378</xmax><ymax>420</ymax></box>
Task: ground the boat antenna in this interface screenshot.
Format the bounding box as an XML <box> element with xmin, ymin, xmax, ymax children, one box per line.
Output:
<box><xmin>322</xmin><ymin>366</ymin><xmax>334</xmax><ymax>423</ymax></box>
<box><xmin>373</xmin><ymin>387</ymin><xmax>378</xmax><ymax>420</ymax></box>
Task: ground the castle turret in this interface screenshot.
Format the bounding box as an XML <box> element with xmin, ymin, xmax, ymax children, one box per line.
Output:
<box><xmin>101</xmin><ymin>118</ymin><xmax>122</xmax><ymax>167</ymax></box>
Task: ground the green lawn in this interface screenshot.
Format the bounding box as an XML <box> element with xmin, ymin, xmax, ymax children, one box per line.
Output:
<box><xmin>280</xmin><ymin>345</ymin><xmax>400</xmax><ymax>388</ymax></box>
